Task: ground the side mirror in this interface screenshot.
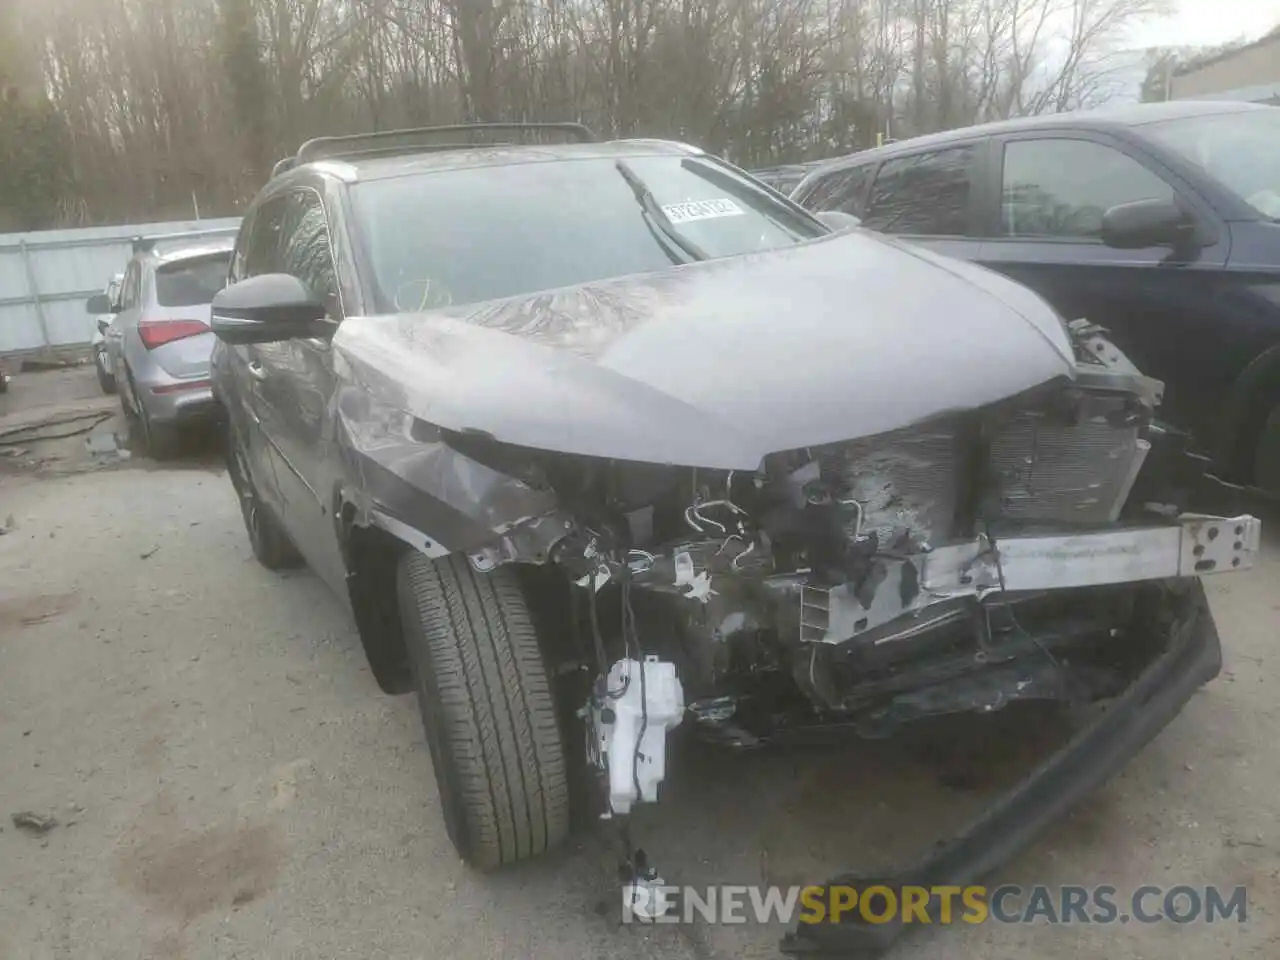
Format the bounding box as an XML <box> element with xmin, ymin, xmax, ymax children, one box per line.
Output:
<box><xmin>96</xmin><ymin>317</ymin><xmax>111</xmax><ymax>334</ymax></box>
<box><xmin>85</xmin><ymin>293</ymin><xmax>112</xmax><ymax>314</ymax></box>
<box><xmin>211</xmin><ymin>274</ymin><xmax>329</xmax><ymax>345</ymax></box>
<box><xmin>1101</xmin><ymin>198</ymin><xmax>1196</xmax><ymax>251</ymax></box>
<box><xmin>816</xmin><ymin>210</ymin><xmax>861</xmax><ymax>232</ymax></box>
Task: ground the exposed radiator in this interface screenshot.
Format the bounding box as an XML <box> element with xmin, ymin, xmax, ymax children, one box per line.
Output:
<box><xmin>772</xmin><ymin>389</ymin><xmax>1149</xmax><ymax>556</ymax></box>
<box><xmin>988</xmin><ymin>394</ymin><xmax>1150</xmax><ymax>525</ymax></box>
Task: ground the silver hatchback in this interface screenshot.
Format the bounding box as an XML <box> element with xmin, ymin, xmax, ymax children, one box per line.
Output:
<box><xmin>108</xmin><ymin>236</ymin><xmax>234</xmax><ymax>457</ymax></box>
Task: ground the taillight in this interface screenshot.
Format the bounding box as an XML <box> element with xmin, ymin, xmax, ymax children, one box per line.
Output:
<box><xmin>138</xmin><ymin>318</ymin><xmax>208</xmax><ymax>350</ymax></box>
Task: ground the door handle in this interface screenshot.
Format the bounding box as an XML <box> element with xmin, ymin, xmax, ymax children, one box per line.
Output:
<box><xmin>247</xmin><ymin>360</ymin><xmax>268</xmax><ymax>381</ymax></box>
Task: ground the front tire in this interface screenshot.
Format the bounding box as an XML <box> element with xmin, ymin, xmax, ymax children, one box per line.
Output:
<box><xmin>397</xmin><ymin>552</ymin><xmax>569</xmax><ymax>869</ymax></box>
<box><xmin>1253</xmin><ymin>401</ymin><xmax>1280</xmax><ymax>495</ymax></box>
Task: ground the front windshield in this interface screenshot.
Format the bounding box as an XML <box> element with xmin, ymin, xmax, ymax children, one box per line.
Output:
<box><xmin>352</xmin><ymin>154</ymin><xmax>827</xmax><ymax>313</ymax></box>
<box><xmin>1143</xmin><ymin>110</ymin><xmax>1280</xmax><ymax>219</ymax></box>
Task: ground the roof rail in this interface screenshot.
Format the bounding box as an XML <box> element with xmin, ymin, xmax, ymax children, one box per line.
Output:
<box><xmin>290</xmin><ymin>122</ymin><xmax>596</xmax><ymax>167</ymax></box>
<box><xmin>131</xmin><ymin>226</ymin><xmax>239</xmax><ymax>253</ymax></box>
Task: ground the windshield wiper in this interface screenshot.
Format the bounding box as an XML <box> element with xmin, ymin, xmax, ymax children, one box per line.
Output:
<box><xmin>615</xmin><ymin>159</ymin><xmax>709</xmax><ymax>263</ymax></box>
<box><xmin>680</xmin><ymin>156</ymin><xmax>823</xmax><ymax>239</ymax></box>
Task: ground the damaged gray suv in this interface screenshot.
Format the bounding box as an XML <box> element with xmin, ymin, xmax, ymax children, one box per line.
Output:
<box><xmin>210</xmin><ymin>123</ymin><xmax>1261</xmax><ymax>955</ymax></box>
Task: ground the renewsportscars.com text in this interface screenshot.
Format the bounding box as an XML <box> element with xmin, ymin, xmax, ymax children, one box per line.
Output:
<box><xmin>622</xmin><ymin>884</ymin><xmax>1249</xmax><ymax>926</ymax></box>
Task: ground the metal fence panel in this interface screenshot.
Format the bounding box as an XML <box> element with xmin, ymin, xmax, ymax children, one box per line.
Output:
<box><xmin>0</xmin><ymin>217</ymin><xmax>242</xmax><ymax>358</ymax></box>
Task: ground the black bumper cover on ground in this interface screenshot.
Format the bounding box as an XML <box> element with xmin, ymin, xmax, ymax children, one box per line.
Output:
<box><xmin>780</xmin><ymin>579</ymin><xmax>1222</xmax><ymax>956</ymax></box>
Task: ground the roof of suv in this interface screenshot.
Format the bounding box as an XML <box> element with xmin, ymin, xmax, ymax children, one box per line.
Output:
<box><xmin>282</xmin><ymin>138</ymin><xmax>705</xmax><ymax>184</ymax></box>
<box><xmin>803</xmin><ymin>100</ymin><xmax>1270</xmax><ymax>176</ymax></box>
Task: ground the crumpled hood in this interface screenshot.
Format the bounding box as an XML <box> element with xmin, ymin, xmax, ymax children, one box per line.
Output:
<box><xmin>334</xmin><ymin>230</ymin><xmax>1076</xmax><ymax>469</ymax></box>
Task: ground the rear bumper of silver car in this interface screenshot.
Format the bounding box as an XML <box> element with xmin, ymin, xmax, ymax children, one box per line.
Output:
<box><xmin>141</xmin><ymin>380</ymin><xmax>218</xmax><ymax>424</ymax></box>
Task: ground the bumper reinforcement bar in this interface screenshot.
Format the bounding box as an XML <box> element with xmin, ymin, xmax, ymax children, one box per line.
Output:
<box><xmin>780</xmin><ymin>579</ymin><xmax>1223</xmax><ymax>955</ymax></box>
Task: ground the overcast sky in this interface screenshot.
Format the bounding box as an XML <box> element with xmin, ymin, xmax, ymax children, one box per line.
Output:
<box><xmin>1126</xmin><ymin>0</ymin><xmax>1278</xmax><ymax>48</ymax></box>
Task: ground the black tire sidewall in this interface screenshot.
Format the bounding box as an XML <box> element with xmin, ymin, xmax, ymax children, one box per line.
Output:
<box><xmin>1252</xmin><ymin>400</ymin><xmax>1280</xmax><ymax>494</ymax></box>
<box><xmin>121</xmin><ymin>369</ymin><xmax>139</xmax><ymax>420</ymax></box>
<box><xmin>245</xmin><ymin>498</ymin><xmax>272</xmax><ymax>563</ymax></box>
<box><xmin>227</xmin><ymin>427</ymin><xmax>295</xmax><ymax>569</ymax></box>
<box><xmin>396</xmin><ymin>559</ymin><xmax>473</xmax><ymax>859</ymax></box>
<box><xmin>95</xmin><ymin>351</ymin><xmax>115</xmax><ymax>393</ymax></box>
<box><xmin>121</xmin><ymin>368</ymin><xmax>157</xmax><ymax>456</ymax></box>
<box><xmin>227</xmin><ymin>429</ymin><xmax>261</xmax><ymax>549</ymax></box>
<box><xmin>141</xmin><ymin>408</ymin><xmax>178</xmax><ymax>460</ymax></box>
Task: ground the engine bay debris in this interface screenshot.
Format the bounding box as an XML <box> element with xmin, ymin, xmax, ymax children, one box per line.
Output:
<box><xmin>340</xmin><ymin>311</ymin><xmax>1258</xmax><ymax>954</ymax></box>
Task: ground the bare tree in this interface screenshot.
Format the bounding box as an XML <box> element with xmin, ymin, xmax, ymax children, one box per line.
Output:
<box><xmin>3</xmin><ymin>0</ymin><xmax>1170</xmax><ymax>225</ymax></box>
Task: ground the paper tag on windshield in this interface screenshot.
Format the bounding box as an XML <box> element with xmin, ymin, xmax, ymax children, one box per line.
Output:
<box><xmin>661</xmin><ymin>198</ymin><xmax>745</xmax><ymax>224</ymax></box>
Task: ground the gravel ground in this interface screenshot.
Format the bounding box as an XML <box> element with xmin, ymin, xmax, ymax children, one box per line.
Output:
<box><xmin>2</xmin><ymin>372</ymin><xmax>1279</xmax><ymax>960</ymax></box>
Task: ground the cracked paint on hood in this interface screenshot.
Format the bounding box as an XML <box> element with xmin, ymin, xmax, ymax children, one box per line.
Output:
<box><xmin>333</xmin><ymin>229</ymin><xmax>1076</xmax><ymax>469</ymax></box>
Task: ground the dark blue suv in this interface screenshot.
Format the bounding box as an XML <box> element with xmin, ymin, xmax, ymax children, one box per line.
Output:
<box><xmin>792</xmin><ymin>100</ymin><xmax>1280</xmax><ymax>495</ymax></box>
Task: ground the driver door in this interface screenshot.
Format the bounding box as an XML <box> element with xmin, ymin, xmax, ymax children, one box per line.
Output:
<box><xmin>250</xmin><ymin>187</ymin><xmax>348</xmax><ymax>594</ymax></box>
<box><xmin>973</xmin><ymin>133</ymin><xmax>1231</xmax><ymax>436</ymax></box>
<box><xmin>224</xmin><ymin>199</ymin><xmax>289</xmax><ymax>528</ymax></box>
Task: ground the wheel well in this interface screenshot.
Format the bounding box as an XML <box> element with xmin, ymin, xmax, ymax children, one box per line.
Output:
<box><xmin>343</xmin><ymin>519</ymin><xmax>415</xmax><ymax>695</ymax></box>
<box><xmin>339</xmin><ymin>505</ymin><xmax>580</xmax><ymax>696</ymax></box>
<box><xmin>1222</xmin><ymin>351</ymin><xmax>1280</xmax><ymax>486</ymax></box>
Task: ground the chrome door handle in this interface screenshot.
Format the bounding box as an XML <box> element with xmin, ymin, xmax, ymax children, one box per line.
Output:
<box><xmin>247</xmin><ymin>360</ymin><xmax>268</xmax><ymax>381</ymax></box>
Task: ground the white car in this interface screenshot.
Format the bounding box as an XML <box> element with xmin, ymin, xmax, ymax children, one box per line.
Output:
<box><xmin>90</xmin><ymin>273</ymin><xmax>123</xmax><ymax>394</ymax></box>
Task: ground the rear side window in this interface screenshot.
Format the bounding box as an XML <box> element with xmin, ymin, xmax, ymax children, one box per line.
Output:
<box><xmin>798</xmin><ymin>164</ymin><xmax>873</xmax><ymax>214</ymax></box>
<box><xmin>154</xmin><ymin>253</ymin><xmax>232</xmax><ymax>307</ymax></box>
<box><xmin>862</xmin><ymin>146</ymin><xmax>975</xmax><ymax>235</ymax></box>
<box><xmin>1000</xmin><ymin>139</ymin><xmax>1174</xmax><ymax>239</ymax></box>
<box><xmin>279</xmin><ymin>190</ymin><xmax>341</xmax><ymax>316</ymax></box>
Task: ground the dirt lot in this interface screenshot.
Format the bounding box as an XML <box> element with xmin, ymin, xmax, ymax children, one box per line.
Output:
<box><xmin>2</xmin><ymin>366</ymin><xmax>1279</xmax><ymax>960</ymax></box>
